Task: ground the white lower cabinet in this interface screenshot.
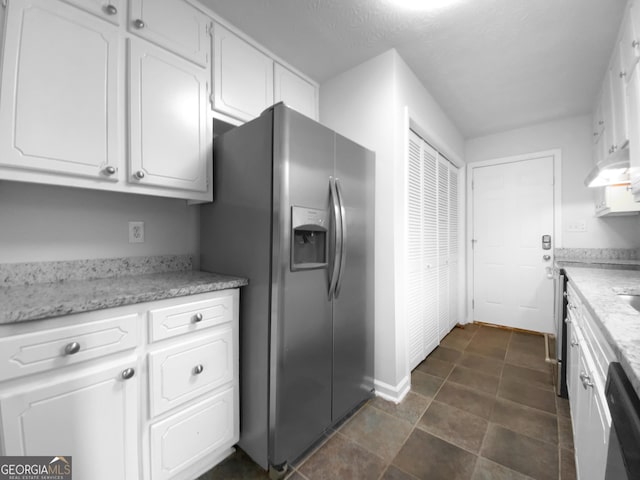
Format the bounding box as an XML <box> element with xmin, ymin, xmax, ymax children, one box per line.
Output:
<box><xmin>0</xmin><ymin>289</ymin><xmax>239</xmax><ymax>480</ymax></box>
<box><xmin>566</xmin><ymin>284</ymin><xmax>613</xmax><ymax>480</ymax></box>
<box><xmin>150</xmin><ymin>387</ymin><xmax>237</xmax><ymax>480</ymax></box>
<box><xmin>0</xmin><ymin>357</ymin><xmax>140</xmax><ymax>480</ymax></box>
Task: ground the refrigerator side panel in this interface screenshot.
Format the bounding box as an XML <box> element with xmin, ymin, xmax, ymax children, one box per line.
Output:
<box><xmin>200</xmin><ymin>112</ymin><xmax>274</xmax><ymax>469</ymax></box>
<box><xmin>332</xmin><ymin>134</ymin><xmax>375</xmax><ymax>422</ymax></box>
<box><xmin>269</xmin><ymin>105</ymin><xmax>335</xmax><ymax>467</ymax></box>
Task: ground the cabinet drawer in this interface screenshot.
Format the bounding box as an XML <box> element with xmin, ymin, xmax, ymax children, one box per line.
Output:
<box><xmin>150</xmin><ymin>387</ymin><xmax>237</xmax><ymax>480</ymax></box>
<box><xmin>0</xmin><ymin>314</ymin><xmax>139</xmax><ymax>381</ymax></box>
<box><xmin>581</xmin><ymin>308</ymin><xmax>616</xmax><ymax>386</ymax></box>
<box><xmin>149</xmin><ymin>327</ymin><xmax>234</xmax><ymax>416</ymax></box>
<box><xmin>149</xmin><ymin>292</ymin><xmax>234</xmax><ymax>342</ymax></box>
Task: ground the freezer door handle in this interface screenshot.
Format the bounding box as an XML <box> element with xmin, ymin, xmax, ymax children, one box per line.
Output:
<box><xmin>334</xmin><ymin>178</ymin><xmax>347</xmax><ymax>298</ymax></box>
<box><xmin>329</xmin><ymin>177</ymin><xmax>342</xmax><ymax>298</ymax></box>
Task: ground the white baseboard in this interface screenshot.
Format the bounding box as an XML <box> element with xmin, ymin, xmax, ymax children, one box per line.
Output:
<box><xmin>373</xmin><ymin>374</ymin><xmax>410</xmax><ymax>404</ymax></box>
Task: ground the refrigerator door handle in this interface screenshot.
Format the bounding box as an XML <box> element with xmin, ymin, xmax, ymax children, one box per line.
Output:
<box><xmin>334</xmin><ymin>178</ymin><xmax>347</xmax><ymax>298</ymax></box>
<box><xmin>329</xmin><ymin>177</ymin><xmax>342</xmax><ymax>298</ymax></box>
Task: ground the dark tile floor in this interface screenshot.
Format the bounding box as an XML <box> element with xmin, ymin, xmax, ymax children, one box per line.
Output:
<box><xmin>199</xmin><ymin>323</ymin><xmax>577</xmax><ymax>480</ymax></box>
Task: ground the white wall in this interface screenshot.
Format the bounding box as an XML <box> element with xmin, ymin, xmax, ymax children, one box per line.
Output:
<box><xmin>0</xmin><ymin>182</ymin><xmax>200</xmax><ymax>264</ymax></box>
<box><xmin>321</xmin><ymin>49</ymin><xmax>464</xmax><ymax>400</ymax></box>
<box><xmin>465</xmin><ymin>115</ymin><xmax>640</xmax><ymax>248</ymax></box>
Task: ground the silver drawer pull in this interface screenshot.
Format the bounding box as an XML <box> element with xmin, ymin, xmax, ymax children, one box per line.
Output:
<box><xmin>104</xmin><ymin>4</ymin><xmax>117</xmax><ymax>15</ymax></box>
<box><xmin>571</xmin><ymin>340</ymin><xmax>579</xmax><ymax>347</ymax></box>
<box><xmin>64</xmin><ymin>342</ymin><xmax>81</xmax><ymax>355</ymax></box>
<box><xmin>193</xmin><ymin>364</ymin><xmax>204</xmax><ymax>375</ymax></box>
<box><xmin>133</xmin><ymin>19</ymin><xmax>145</xmax><ymax>29</ymax></box>
<box><xmin>193</xmin><ymin>312</ymin><xmax>203</xmax><ymax>323</ymax></box>
<box><xmin>121</xmin><ymin>368</ymin><xmax>135</xmax><ymax>380</ymax></box>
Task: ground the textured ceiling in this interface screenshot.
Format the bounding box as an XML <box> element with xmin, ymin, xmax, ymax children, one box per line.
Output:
<box><xmin>198</xmin><ymin>0</ymin><xmax>627</xmax><ymax>138</ymax></box>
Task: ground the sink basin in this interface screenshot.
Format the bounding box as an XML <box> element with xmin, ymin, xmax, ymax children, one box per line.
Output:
<box><xmin>618</xmin><ymin>294</ymin><xmax>640</xmax><ymax>313</ymax></box>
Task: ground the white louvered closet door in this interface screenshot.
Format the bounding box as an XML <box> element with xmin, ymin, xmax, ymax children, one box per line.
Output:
<box><xmin>407</xmin><ymin>132</ymin><xmax>425</xmax><ymax>369</ymax></box>
<box><xmin>422</xmin><ymin>142</ymin><xmax>439</xmax><ymax>360</ymax></box>
<box><xmin>406</xmin><ymin>132</ymin><xmax>439</xmax><ymax>370</ymax></box>
<box><xmin>437</xmin><ymin>156</ymin><xmax>450</xmax><ymax>341</ymax></box>
<box><xmin>406</xmin><ymin>130</ymin><xmax>460</xmax><ymax>369</ymax></box>
<box><xmin>448</xmin><ymin>164</ymin><xmax>459</xmax><ymax>331</ymax></box>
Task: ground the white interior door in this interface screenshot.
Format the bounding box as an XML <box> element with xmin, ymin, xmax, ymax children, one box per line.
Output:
<box><xmin>472</xmin><ymin>156</ymin><xmax>555</xmax><ymax>333</ymax></box>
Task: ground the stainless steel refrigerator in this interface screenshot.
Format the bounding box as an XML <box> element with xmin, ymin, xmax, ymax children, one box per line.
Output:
<box><xmin>200</xmin><ymin>103</ymin><xmax>375</xmax><ymax>473</ymax></box>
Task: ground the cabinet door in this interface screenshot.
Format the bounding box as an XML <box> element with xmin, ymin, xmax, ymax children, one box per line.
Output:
<box><xmin>592</xmin><ymin>98</ymin><xmax>605</xmax><ymax>145</ymax></box>
<box><xmin>574</xmin><ymin>351</ymin><xmax>610</xmax><ymax>480</ymax></box>
<box><xmin>128</xmin><ymin>40</ymin><xmax>209</xmax><ymax>193</ymax></box>
<box><xmin>128</xmin><ymin>0</ymin><xmax>209</xmax><ymax>67</ymax></box>
<box><xmin>274</xmin><ymin>64</ymin><xmax>318</xmax><ymax>120</ymax></box>
<box><xmin>567</xmin><ymin>319</ymin><xmax>580</xmax><ymax>426</ymax></box>
<box><xmin>621</xmin><ymin>5</ymin><xmax>640</xmax><ymax>81</ymax></box>
<box><xmin>601</xmin><ymin>74</ymin><xmax>616</xmax><ymax>156</ymax></box>
<box><xmin>150</xmin><ymin>388</ymin><xmax>237</xmax><ymax>480</ymax></box>
<box><xmin>0</xmin><ymin>0</ymin><xmax>120</xmax><ymax>181</ymax></box>
<box><xmin>0</xmin><ymin>358</ymin><xmax>139</xmax><ymax>480</ymax></box>
<box><xmin>627</xmin><ymin>65</ymin><xmax>640</xmax><ymax>196</ymax></box>
<box><xmin>212</xmin><ymin>23</ymin><xmax>274</xmax><ymax>121</ymax></box>
<box><xmin>611</xmin><ymin>45</ymin><xmax>629</xmax><ymax>151</ymax></box>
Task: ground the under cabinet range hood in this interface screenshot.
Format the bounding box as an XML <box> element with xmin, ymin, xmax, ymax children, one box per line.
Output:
<box><xmin>585</xmin><ymin>148</ymin><xmax>631</xmax><ymax>187</ymax></box>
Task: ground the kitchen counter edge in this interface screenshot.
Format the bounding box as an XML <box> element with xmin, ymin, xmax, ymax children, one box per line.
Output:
<box><xmin>0</xmin><ymin>270</ymin><xmax>249</xmax><ymax>325</ymax></box>
<box><xmin>561</xmin><ymin>265</ymin><xmax>640</xmax><ymax>400</ymax></box>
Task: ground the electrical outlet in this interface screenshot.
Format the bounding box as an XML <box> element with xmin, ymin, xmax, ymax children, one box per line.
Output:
<box><xmin>128</xmin><ymin>221</ymin><xmax>145</xmax><ymax>243</ymax></box>
<box><xmin>567</xmin><ymin>220</ymin><xmax>587</xmax><ymax>232</ymax></box>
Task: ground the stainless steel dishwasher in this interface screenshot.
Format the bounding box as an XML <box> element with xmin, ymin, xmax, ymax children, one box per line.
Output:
<box><xmin>605</xmin><ymin>362</ymin><xmax>640</xmax><ymax>479</ymax></box>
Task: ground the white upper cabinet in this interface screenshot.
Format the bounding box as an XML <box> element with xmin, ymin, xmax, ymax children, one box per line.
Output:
<box><xmin>627</xmin><ymin>64</ymin><xmax>640</xmax><ymax>196</ymax></box>
<box><xmin>274</xmin><ymin>63</ymin><xmax>318</xmax><ymax>119</ymax></box>
<box><xmin>610</xmin><ymin>42</ymin><xmax>629</xmax><ymax>152</ymax></box>
<box><xmin>128</xmin><ymin>0</ymin><xmax>210</xmax><ymax>67</ymax></box>
<box><xmin>0</xmin><ymin>0</ymin><xmax>120</xmax><ymax>181</ymax></box>
<box><xmin>128</xmin><ymin>40</ymin><xmax>209</xmax><ymax>193</ymax></box>
<box><xmin>212</xmin><ymin>23</ymin><xmax>274</xmax><ymax>121</ymax></box>
<box><xmin>620</xmin><ymin>1</ymin><xmax>640</xmax><ymax>79</ymax></box>
<box><xmin>601</xmin><ymin>73</ymin><xmax>616</xmax><ymax>156</ymax></box>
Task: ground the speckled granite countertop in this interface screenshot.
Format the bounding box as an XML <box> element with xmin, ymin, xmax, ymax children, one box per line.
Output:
<box><xmin>562</xmin><ymin>266</ymin><xmax>640</xmax><ymax>399</ymax></box>
<box><xmin>0</xmin><ymin>255</ymin><xmax>248</xmax><ymax>324</ymax></box>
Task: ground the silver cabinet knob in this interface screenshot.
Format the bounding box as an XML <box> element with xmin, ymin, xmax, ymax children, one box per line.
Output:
<box><xmin>543</xmin><ymin>255</ymin><xmax>551</xmax><ymax>261</ymax></box>
<box><xmin>134</xmin><ymin>170</ymin><xmax>145</xmax><ymax>179</ymax></box>
<box><xmin>593</xmin><ymin>132</ymin><xmax>598</xmax><ymax>137</ymax></box>
<box><xmin>579</xmin><ymin>371</ymin><xmax>593</xmax><ymax>389</ymax></box>
<box><xmin>133</xmin><ymin>19</ymin><xmax>145</xmax><ymax>29</ymax></box>
<box><xmin>64</xmin><ymin>342</ymin><xmax>81</xmax><ymax>355</ymax></box>
<box><xmin>104</xmin><ymin>4</ymin><xmax>117</xmax><ymax>15</ymax></box>
<box><xmin>620</xmin><ymin>71</ymin><xmax>627</xmax><ymax>79</ymax></box>
<box><xmin>121</xmin><ymin>368</ymin><xmax>135</xmax><ymax>380</ymax></box>
<box><xmin>103</xmin><ymin>166</ymin><xmax>116</xmax><ymax>175</ymax></box>
<box><xmin>193</xmin><ymin>312</ymin><xmax>203</xmax><ymax>323</ymax></box>
<box><xmin>571</xmin><ymin>340</ymin><xmax>579</xmax><ymax>347</ymax></box>
<box><xmin>193</xmin><ymin>364</ymin><xmax>204</xmax><ymax>375</ymax></box>
<box><xmin>565</xmin><ymin>318</ymin><xmax>572</xmax><ymax>324</ymax></box>
<box><xmin>633</xmin><ymin>39</ymin><xmax>640</xmax><ymax>48</ymax></box>
<box><xmin>598</xmin><ymin>120</ymin><xmax>604</xmax><ymax>125</ymax></box>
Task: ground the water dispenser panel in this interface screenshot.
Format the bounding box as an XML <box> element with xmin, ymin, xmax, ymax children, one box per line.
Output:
<box><xmin>291</xmin><ymin>206</ymin><xmax>328</xmax><ymax>271</ymax></box>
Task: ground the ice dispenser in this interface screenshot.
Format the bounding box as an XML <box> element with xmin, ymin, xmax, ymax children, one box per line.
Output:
<box><xmin>291</xmin><ymin>206</ymin><xmax>328</xmax><ymax>271</ymax></box>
